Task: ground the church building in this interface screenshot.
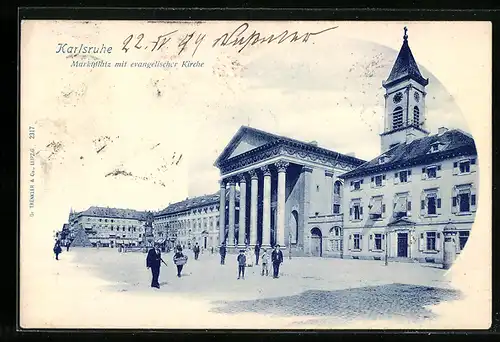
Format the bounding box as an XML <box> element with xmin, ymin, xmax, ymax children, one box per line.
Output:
<box><xmin>339</xmin><ymin>28</ymin><xmax>478</xmax><ymax>263</ymax></box>
<box><xmin>214</xmin><ymin>126</ymin><xmax>365</xmax><ymax>255</ymax></box>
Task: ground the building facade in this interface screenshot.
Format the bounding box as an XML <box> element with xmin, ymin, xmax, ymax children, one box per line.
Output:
<box><xmin>340</xmin><ymin>29</ymin><xmax>478</xmax><ymax>264</ymax></box>
<box><xmin>153</xmin><ymin>191</ymin><xmax>239</xmax><ymax>251</ymax></box>
<box><xmin>214</xmin><ymin>126</ymin><xmax>366</xmax><ymax>255</ymax></box>
<box><xmin>68</xmin><ymin>206</ymin><xmax>150</xmax><ymax>247</ymax></box>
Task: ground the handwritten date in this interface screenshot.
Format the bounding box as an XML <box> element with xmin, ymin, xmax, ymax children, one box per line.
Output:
<box><xmin>122</xmin><ymin>31</ymin><xmax>205</xmax><ymax>57</ymax></box>
<box><xmin>121</xmin><ymin>23</ymin><xmax>338</xmax><ymax>56</ymax></box>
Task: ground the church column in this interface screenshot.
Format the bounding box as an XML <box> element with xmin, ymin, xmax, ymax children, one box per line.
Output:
<box><xmin>325</xmin><ymin>171</ymin><xmax>334</xmax><ymax>214</ymax></box>
<box><xmin>237</xmin><ymin>174</ymin><xmax>247</xmax><ymax>248</ymax></box>
<box><xmin>249</xmin><ymin>170</ymin><xmax>258</xmax><ymax>246</ymax></box>
<box><xmin>228</xmin><ymin>178</ymin><xmax>236</xmax><ymax>247</ymax></box>
<box><xmin>275</xmin><ymin>161</ymin><xmax>289</xmax><ymax>248</ymax></box>
<box><xmin>261</xmin><ymin>165</ymin><xmax>272</xmax><ymax>248</ymax></box>
<box><xmin>301</xmin><ymin>166</ymin><xmax>313</xmax><ymax>251</ymax></box>
<box><xmin>218</xmin><ymin>179</ymin><xmax>226</xmax><ymax>246</ymax></box>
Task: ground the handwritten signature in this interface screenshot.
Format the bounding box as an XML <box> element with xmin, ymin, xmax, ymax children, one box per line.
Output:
<box><xmin>121</xmin><ymin>23</ymin><xmax>338</xmax><ymax>57</ymax></box>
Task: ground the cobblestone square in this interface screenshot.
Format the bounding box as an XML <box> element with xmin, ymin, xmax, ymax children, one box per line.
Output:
<box><xmin>27</xmin><ymin>247</ymin><xmax>467</xmax><ymax>329</ymax></box>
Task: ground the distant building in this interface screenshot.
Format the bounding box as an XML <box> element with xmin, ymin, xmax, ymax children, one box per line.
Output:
<box><xmin>68</xmin><ymin>206</ymin><xmax>150</xmax><ymax>247</ymax></box>
<box><xmin>153</xmin><ymin>191</ymin><xmax>240</xmax><ymax>250</ymax></box>
<box><xmin>339</xmin><ymin>28</ymin><xmax>477</xmax><ymax>264</ymax></box>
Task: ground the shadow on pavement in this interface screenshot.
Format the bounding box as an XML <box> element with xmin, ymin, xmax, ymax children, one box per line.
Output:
<box><xmin>209</xmin><ymin>283</ymin><xmax>461</xmax><ymax>321</ymax></box>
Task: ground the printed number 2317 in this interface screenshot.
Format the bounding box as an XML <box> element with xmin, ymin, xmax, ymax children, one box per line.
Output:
<box><xmin>28</xmin><ymin>126</ymin><xmax>35</xmax><ymax>139</ymax></box>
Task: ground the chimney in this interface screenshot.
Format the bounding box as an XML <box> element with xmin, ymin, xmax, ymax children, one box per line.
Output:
<box><xmin>438</xmin><ymin>127</ymin><xmax>448</xmax><ymax>135</ymax></box>
<box><xmin>406</xmin><ymin>132</ymin><xmax>416</xmax><ymax>143</ymax></box>
<box><xmin>309</xmin><ymin>141</ymin><xmax>318</xmax><ymax>147</ymax></box>
<box><xmin>345</xmin><ymin>152</ymin><xmax>356</xmax><ymax>157</ymax></box>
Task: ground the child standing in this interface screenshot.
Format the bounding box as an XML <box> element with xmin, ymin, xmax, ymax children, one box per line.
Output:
<box><xmin>261</xmin><ymin>248</ymin><xmax>269</xmax><ymax>276</ymax></box>
<box><xmin>237</xmin><ymin>249</ymin><xmax>246</xmax><ymax>280</ymax></box>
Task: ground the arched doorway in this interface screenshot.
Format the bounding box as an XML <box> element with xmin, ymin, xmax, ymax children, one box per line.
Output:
<box><xmin>310</xmin><ymin>227</ymin><xmax>322</xmax><ymax>257</ymax></box>
<box><xmin>201</xmin><ymin>230</ymin><xmax>209</xmax><ymax>249</ymax></box>
<box><xmin>329</xmin><ymin>226</ymin><xmax>342</xmax><ymax>252</ymax></box>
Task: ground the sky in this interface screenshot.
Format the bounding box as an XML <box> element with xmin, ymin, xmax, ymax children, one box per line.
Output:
<box><xmin>21</xmin><ymin>21</ymin><xmax>489</xmax><ymax>234</ymax></box>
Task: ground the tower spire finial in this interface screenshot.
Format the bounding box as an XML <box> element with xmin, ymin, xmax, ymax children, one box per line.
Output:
<box><xmin>403</xmin><ymin>26</ymin><xmax>408</xmax><ymax>41</ymax></box>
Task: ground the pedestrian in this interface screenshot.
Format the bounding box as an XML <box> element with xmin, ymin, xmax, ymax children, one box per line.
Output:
<box><xmin>211</xmin><ymin>246</ymin><xmax>214</xmax><ymax>255</ymax></box>
<box><xmin>146</xmin><ymin>242</ymin><xmax>163</xmax><ymax>288</ymax></box>
<box><xmin>173</xmin><ymin>245</ymin><xmax>188</xmax><ymax>277</ymax></box>
<box><xmin>245</xmin><ymin>246</ymin><xmax>253</xmax><ymax>267</ymax></box>
<box><xmin>219</xmin><ymin>243</ymin><xmax>226</xmax><ymax>265</ymax></box>
<box><xmin>66</xmin><ymin>241</ymin><xmax>71</xmax><ymax>252</ymax></box>
<box><xmin>254</xmin><ymin>244</ymin><xmax>260</xmax><ymax>265</ymax></box>
<box><xmin>271</xmin><ymin>244</ymin><xmax>284</xmax><ymax>279</ymax></box>
<box><xmin>261</xmin><ymin>248</ymin><xmax>269</xmax><ymax>276</ymax></box>
<box><xmin>193</xmin><ymin>242</ymin><xmax>200</xmax><ymax>260</ymax></box>
<box><xmin>237</xmin><ymin>249</ymin><xmax>246</xmax><ymax>279</ymax></box>
<box><xmin>53</xmin><ymin>240</ymin><xmax>62</xmax><ymax>260</ymax></box>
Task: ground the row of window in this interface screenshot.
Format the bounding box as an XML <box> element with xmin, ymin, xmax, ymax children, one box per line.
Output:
<box><xmin>348</xmin><ymin>231</ymin><xmax>469</xmax><ymax>251</ymax></box>
<box><xmin>350</xmin><ymin>158</ymin><xmax>476</xmax><ymax>192</ymax></box>
<box><xmin>86</xmin><ymin>217</ymin><xmax>142</xmax><ymax>224</ymax></box>
<box><xmin>349</xmin><ymin>185</ymin><xmax>477</xmax><ymax>221</ymax></box>
<box><xmin>91</xmin><ymin>225</ymin><xmax>142</xmax><ymax>232</ymax></box>
<box><xmin>391</xmin><ymin>106</ymin><xmax>421</xmax><ymax>131</ymax></box>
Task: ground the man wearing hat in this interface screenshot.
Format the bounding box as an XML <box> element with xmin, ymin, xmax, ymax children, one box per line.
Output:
<box><xmin>271</xmin><ymin>244</ymin><xmax>284</xmax><ymax>279</ymax></box>
<box><xmin>146</xmin><ymin>242</ymin><xmax>163</xmax><ymax>288</ymax></box>
<box><xmin>237</xmin><ymin>249</ymin><xmax>247</xmax><ymax>279</ymax></box>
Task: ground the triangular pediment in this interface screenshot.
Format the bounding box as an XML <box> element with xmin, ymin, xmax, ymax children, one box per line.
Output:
<box><xmin>214</xmin><ymin>126</ymin><xmax>280</xmax><ymax>166</ymax></box>
<box><xmin>388</xmin><ymin>217</ymin><xmax>415</xmax><ymax>226</ymax></box>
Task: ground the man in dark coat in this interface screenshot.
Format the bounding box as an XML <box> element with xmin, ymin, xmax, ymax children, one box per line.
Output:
<box><xmin>53</xmin><ymin>240</ymin><xmax>62</xmax><ymax>260</ymax></box>
<box><xmin>254</xmin><ymin>243</ymin><xmax>260</xmax><ymax>265</ymax></box>
<box><xmin>193</xmin><ymin>243</ymin><xmax>200</xmax><ymax>260</ymax></box>
<box><xmin>219</xmin><ymin>243</ymin><xmax>226</xmax><ymax>265</ymax></box>
<box><xmin>146</xmin><ymin>243</ymin><xmax>163</xmax><ymax>288</ymax></box>
<box><xmin>271</xmin><ymin>244</ymin><xmax>284</xmax><ymax>279</ymax></box>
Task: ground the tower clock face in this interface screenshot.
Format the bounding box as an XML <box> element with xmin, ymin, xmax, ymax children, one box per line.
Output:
<box><xmin>414</xmin><ymin>92</ymin><xmax>420</xmax><ymax>102</ymax></box>
<box><xmin>393</xmin><ymin>92</ymin><xmax>403</xmax><ymax>104</ymax></box>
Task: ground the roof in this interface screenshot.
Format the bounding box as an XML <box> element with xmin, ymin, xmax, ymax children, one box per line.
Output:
<box><xmin>340</xmin><ymin>129</ymin><xmax>476</xmax><ymax>180</ymax></box>
<box><xmin>214</xmin><ymin>126</ymin><xmax>366</xmax><ymax>168</ymax></box>
<box><xmin>155</xmin><ymin>189</ymin><xmax>240</xmax><ymax>217</ymax></box>
<box><xmin>77</xmin><ymin>206</ymin><xmax>150</xmax><ymax>220</ymax></box>
<box><xmin>383</xmin><ymin>30</ymin><xmax>428</xmax><ymax>88</ymax></box>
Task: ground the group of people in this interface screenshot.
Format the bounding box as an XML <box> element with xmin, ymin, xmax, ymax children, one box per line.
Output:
<box><xmin>146</xmin><ymin>242</ymin><xmax>285</xmax><ymax>289</ymax></box>
<box><xmin>53</xmin><ymin>239</ymin><xmax>71</xmax><ymax>260</ymax></box>
<box><xmin>225</xmin><ymin>244</ymin><xmax>284</xmax><ymax>280</ymax></box>
<box><xmin>146</xmin><ymin>243</ymin><xmax>189</xmax><ymax>289</ymax></box>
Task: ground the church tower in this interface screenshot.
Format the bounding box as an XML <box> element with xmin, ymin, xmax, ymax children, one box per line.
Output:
<box><xmin>380</xmin><ymin>27</ymin><xmax>430</xmax><ymax>153</ymax></box>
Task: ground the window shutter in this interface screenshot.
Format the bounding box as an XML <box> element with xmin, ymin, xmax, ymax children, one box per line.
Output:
<box><xmin>371</xmin><ymin>176</ymin><xmax>374</xmax><ymax>188</ymax></box>
<box><xmin>436</xmin><ymin>232</ymin><xmax>441</xmax><ymax>251</ymax></box>
<box><xmin>437</xmin><ymin>198</ymin><xmax>442</xmax><ymax>209</ymax></box>
<box><xmin>382</xmin><ymin>204</ymin><xmax>386</xmax><ymax>214</ymax></box>
<box><xmin>451</xmin><ymin>195</ymin><xmax>458</xmax><ymax>214</ymax></box>
<box><xmin>382</xmin><ymin>174</ymin><xmax>386</xmax><ymax>186</ymax></box>
<box><xmin>420</xmin><ymin>192</ymin><xmax>426</xmax><ymax>216</ymax></box>
<box><xmin>359</xmin><ymin>205</ymin><xmax>363</xmax><ymax>219</ymax></box>
<box><xmin>350</xmin><ymin>181</ymin><xmax>354</xmax><ymax>191</ymax></box>
<box><xmin>471</xmin><ymin>187</ymin><xmax>477</xmax><ymax>212</ymax></box>
<box><xmin>349</xmin><ymin>207</ymin><xmax>353</xmax><ymax>218</ymax></box>
<box><xmin>369</xmin><ymin>234</ymin><xmax>373</xmax><ymax>251</ymax></box>
<box><xmin>418</xmin><ymin>233</ymin><xmax>424</xmax><ymax>251</ymax></box>
<box><xmin>422</xmin><ymin>167</ymin><xmax>427</xmax><ymax>180</ymax></box>
<box><xmin>360</xmin><ymin>179</ymin><xmax>364</xmax><ymax>185</ymax></box>
<box><xmin>407</xmin><ymin>200</ymin><xmax>412</xmax><ymax>217</ymax></box>
<box><xmin>453</xmin><ymin>161</ymin><xmax>459</xmax><ymax>175</ymax></box>
<box><xmin>348</xmin><ymin>235</ymin><xmax>352</xmax><ymax>250</ymax></box>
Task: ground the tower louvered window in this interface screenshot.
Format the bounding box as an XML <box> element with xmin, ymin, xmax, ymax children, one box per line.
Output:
<box><xmin>392</xmin><ymin>106</ymin><xmax>403</xmax><ymax>129</ymax></box>
<box><xmin>413</xmin><ymin>106</ymin><xmax>420</xmax><ymax>125</ymax></box>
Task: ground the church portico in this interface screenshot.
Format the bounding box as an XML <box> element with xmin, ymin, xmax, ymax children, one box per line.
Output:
<box><xmin>214</xmin><ymin>126</ymin><xmax>365</xmax><ymax>255</ymax></box>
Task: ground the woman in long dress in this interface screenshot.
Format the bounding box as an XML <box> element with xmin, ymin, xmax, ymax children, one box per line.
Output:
<box><xmin>245</xmin><ymin>247</ymin><xmax>253</xmax><ymax>267</ymax></box>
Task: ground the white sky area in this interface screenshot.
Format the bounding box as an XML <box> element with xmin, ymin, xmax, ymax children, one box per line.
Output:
<box><xmin>21</xmin><ymin>21</ymin><xmax>489</xmax><ymax>228</ymax></box>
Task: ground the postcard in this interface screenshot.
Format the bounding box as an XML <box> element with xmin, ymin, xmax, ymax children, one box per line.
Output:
<box><xmin>19</xmin><ymin>20</ymin><xmax>492</xmax><ymax>329</ymax></box>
